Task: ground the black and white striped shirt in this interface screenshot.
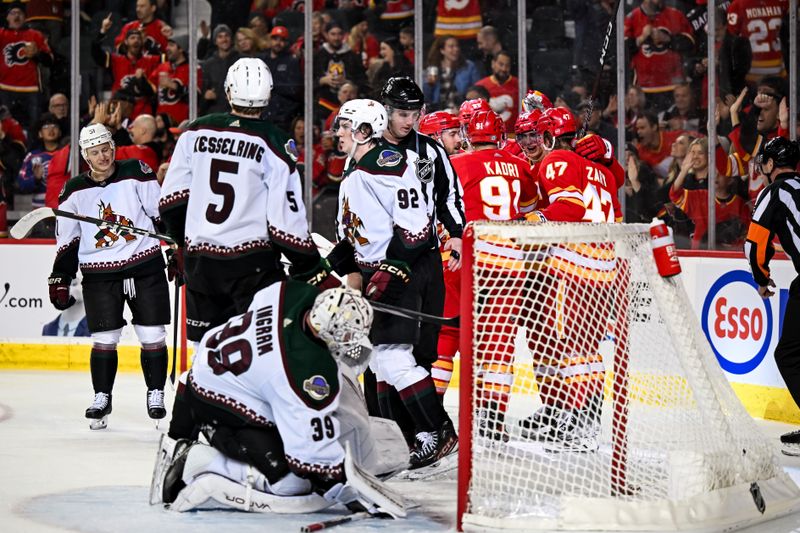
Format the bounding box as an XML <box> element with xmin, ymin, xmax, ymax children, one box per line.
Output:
<box><xmin>386</xmin><ymin>130</ymin><xmax>466</xmax><ymax>238</ymax></box>
<box><xmin>745</xmin><ymin>171</ymin><xmax>800</xmax><ymax>287</ymax></box>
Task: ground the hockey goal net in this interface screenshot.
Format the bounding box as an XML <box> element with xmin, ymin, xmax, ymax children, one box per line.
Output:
<box><xmin>457</xmin><ymin>221</ymin><xmax>800</xmax><ymax>532</ymax></box>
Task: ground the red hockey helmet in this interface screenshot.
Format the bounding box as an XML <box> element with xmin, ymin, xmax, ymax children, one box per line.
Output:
<box><xmin>458</xmin><ymin>98</ymin><xmax>492</xmax><ymax>127</ymax></box>
<box><xmin>539</xmin><ymin>106</ymin><xmax>578</xmax><ymax>139</ymax></box>
<box><xmin>419</xmin><ymin>111</ymin><xmax>460</xmax><ymax>137</ymax></box>
<box><xmin>514</xmin><ymin>109</ymin><xmax>542</xmax><ymax>135</ymax></box>
<box><xmin>467</xmin><ymin>110</ymin><xmax>505</xmax><ymax>145</ymax></box>
<box><xmin>522</xmin><ymin>89</ymin><xmax>553</xmax><ymax>112</ymax></box>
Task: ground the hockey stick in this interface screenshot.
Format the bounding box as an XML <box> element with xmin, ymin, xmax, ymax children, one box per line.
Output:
<box><xmin>10</xmin><ymin>207</ymin><xmax>175</xmax><ymax>243</ymax></box>
<box><xmin>169</xmin><ymin>278</ymin><xmax>180</xmax><ymax>387</ymax></box>
<box><xmin>300</xmin><ymin>512</ymin><xmax>375</xmax><ymax>532</ymax></box>
<box><xmin>576</xmin><ymin>0</ymin><xmax>622</xmax><ymax>140</ymax></box>
<box><xmin>370</xmin><ymin>300</ymin><xmax>459</xmax><ymax>328</ymax></box>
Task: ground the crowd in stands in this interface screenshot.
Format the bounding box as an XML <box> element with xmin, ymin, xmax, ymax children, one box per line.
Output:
<box><xmin>0</xmin><ymin>0</ymin><xmax>797</xmax><ymax>251</ymax></box>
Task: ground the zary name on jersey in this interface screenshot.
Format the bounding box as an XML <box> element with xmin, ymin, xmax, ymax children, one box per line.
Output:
<box><xmin>586</xmin><ymin>166</ymin><xmax>607</xmax><ymax>188</ymax></box>
<box><xmin>193</xmin><ymin>135</ymin><xmax>266</xmax><ymax>163</ymax></box>
<box><xmin>483</xmin><ymin>161</ymin><xmax>519</xmax><ymax>178</ymax></box>
<box><xmin>255</xmin><ymin>305</ymin><xmax>275</xmax><ymax>355</ymax></box>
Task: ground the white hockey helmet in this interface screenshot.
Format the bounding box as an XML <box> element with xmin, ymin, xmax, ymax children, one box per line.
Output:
<box><xmin>79</xmin><ymin>123</ymin><xmax>115</xmax><ymax>160</ymax></box>
<box><xmin>225</xmin><ymin>58</ymin><xmax>273</xmax><ymax>108</ymax></box>
<box><xmin>309</xmin><ymin>287</ymin><xmax>373</xmax><ymax>368</ymax></box>
<box><xmin>334</xmin><ymin>99</ymin><xmax>387</xmax><ymax>140</ymax></box>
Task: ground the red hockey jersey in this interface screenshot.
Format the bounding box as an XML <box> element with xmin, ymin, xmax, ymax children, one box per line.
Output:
<box><xmin>434</xmin><ymin>0</ymin><xmax>482</xmax><ymax>39</ymax></box>
<box><xmin>727</xmin><ymin>0</ymin><xmax>787</xmax><ymax>79</ymax></box>
<box><xmin>450</xmin><ymin>148</ymin><xmax>538</xmax><ymax>222</ymax></box>
<box><xmin>475</xmin><ymin>75</ymin><xmax>520</xmax><ymax>132</ymax></box>
<box><xmin>148</xmin><ymin>61</ymin><xmax>201</xmax><ymax>124</ymax></box>
<box><xmin>115</xmin><ymin>18</ymin><xmax>170</xmax><ymax>57</ymax></box>
<box><xmin>0</xmin><ymin>27</ymin><xmax>51</xmax><ymax>92</ymax></box>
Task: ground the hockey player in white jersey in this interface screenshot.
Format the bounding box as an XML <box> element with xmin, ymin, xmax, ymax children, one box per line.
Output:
<box><xmin>159</xmin><ymin>58</ymin><xmax>338</xmax><ymax>344</ymax></box>
<box><xmin>334</xmin><ymin>99</ymin><xmax>457</xmax><ymax>469</ymax></box>
<box><xmin>153</xmin><ymin>283</ymin><xmax>409</xmax><ymax>516</ymax></box>
<box><xmin>49</xmin><ymin>123</ymin><xmax>170</xmax><ymax>429</ymax></box>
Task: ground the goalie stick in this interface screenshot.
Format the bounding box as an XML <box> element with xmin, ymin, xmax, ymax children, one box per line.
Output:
<box><xmin>576</xmin><ymin>0</ymin><xmax>622</xmax><ymax>140</ymax></box>
<box><xmin>10</xmin><ymin>207</ymin><xmax>175</xmax><ymax>243</ymax></box>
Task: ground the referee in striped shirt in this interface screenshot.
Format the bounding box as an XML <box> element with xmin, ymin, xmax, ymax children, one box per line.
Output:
<box><xmin>744</xmin><ymin>136</ymin><xmax>800</xmax><ymax>454</ymax></box>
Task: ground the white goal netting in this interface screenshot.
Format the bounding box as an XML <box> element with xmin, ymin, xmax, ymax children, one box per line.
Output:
<box><xmin>458</xmin><ymin>221</ymin><xmax>800</xmax><ymax>532</ymax></box>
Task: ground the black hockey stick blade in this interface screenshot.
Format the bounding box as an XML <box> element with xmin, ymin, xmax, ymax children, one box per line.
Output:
<box><xmin>169</xmin><ymin>278</ymin><xmax>180</xmax><ymax>387</ymax></box>
<box><xmin>12</xmin><ymin>207</ymin><xmax>176</xmax><ymax>243</ymax></box>
<box><xmin>370</xmin><ymin>301</ymin><xmax>459</xmax><ymax>328</ymax></box>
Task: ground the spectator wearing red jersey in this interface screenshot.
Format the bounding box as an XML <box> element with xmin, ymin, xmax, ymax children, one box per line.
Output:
<box><xmin>0</xmin><ymin>3</ymin><xmax>53</xmax><ymax>134</ymax></box>
<box><xmin>93</xmin><ymin>14</ymin><xmax>161</xmax><ymax>120</ymax></box>
<box><xmin>376</xmin><ymin>0</ymin><xmax>414</xmax><ymax>37</ymax></box>
<box><xmin>624</xmin><ymin>0</ymin><xmax>694</xmax><ymax>111</ymax></box>
<box><xmin>634</xmin><ymin>111</ymin><xmax>684</xmax><ymax>179</ymax></box>
<box><xmin>114</xmin><ymin>0</ymin><xmax>172</xmax><ymax>57</ymax></box>
<box><xmin>148</xmin><ymin>35</ymin><xmax>201</xmax><ymax>125</ymax></box>
<box><xmin>726</xmin><ymin>0</ymin><xmax>787</xmax><ymax>83</ymax></box>
<box><xmin>117</xmin><ymin>114</ymin><xmax>160</xmax><ymax>171</ymax></box>
<box><xmin>475</xmin><ymin>50</ymin><xmax>519</xmax><ymax>133</ymax></box>
<box><xmin>670</xmin><ymin>138</ymin><xmax>750</xmax><ymax>249</ymax></box>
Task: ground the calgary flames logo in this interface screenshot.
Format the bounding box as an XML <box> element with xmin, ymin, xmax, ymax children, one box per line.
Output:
<box><xmin>94</xmin><ymin>201</ymin><xmax>137</xmax><ymax>248</ymax></box>
<box><xmin>340</xmin><ymin>196</ymin><xmax>369</xmax><ymax>246</ymax></box>
<box><xmin>3</xmin><ymin>42</ymin><xmax>28</xmax><ymax>67</ymax></box>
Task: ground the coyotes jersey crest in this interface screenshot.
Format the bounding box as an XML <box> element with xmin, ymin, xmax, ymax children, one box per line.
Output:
<box><xmin>94</xmin><ymin>201</ymin><xmax>137</xmax><ymax>248</ymax></box>
<box><xmin>340</xmin><ymin>196</ymin><xmax>369</xmax><ymax>246</ymax></box>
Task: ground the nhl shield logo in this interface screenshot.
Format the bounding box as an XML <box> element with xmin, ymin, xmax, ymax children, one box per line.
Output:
<box><xmin>415</xmin><ymin>157</ymin><xmax>433</xmax><ymax>183</ymax></box>
<box><xmin>303</xmin><ymin>375</ymin><xmax>330</xmax><ymax>400</ymax></box>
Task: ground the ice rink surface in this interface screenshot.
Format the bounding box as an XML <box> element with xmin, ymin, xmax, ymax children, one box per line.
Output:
<box><xmin>3</xmin><ymin>370</ymin><xmax>800</xmax><ymax>533</ymax></box>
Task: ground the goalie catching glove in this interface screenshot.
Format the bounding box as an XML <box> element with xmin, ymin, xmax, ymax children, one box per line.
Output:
<box><xmin>48</xmin><ymin>274</ymin><xmax>75</xmax><ymax>310</ymax></box>
<box><xmin>365</xmin><ymin>260</ymin><xmax>410</xmax><ymax>305</ymax></box>
<box><xmin>574</xmin><ymin>134</ymin><xmax>614</xmax><ymax>165</ymax></box>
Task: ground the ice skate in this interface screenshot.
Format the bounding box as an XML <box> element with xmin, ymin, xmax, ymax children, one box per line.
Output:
<box><xmin>85</xmin><ymin>392</ymin><xmax>112</xmax><ymax>430</ymax></box>
<box><xmin>477</xmin><ymin>407</ymin><xmax>509</xmax><ymax>442</ymax></box>
<box><xmin>409</xmin><ymin>420</ymin><xmax>458</xmax><ymax>470</ymax></box>
<box><xmin>781</xmin><ymin>430</ymin><xmax>800</xmax><ymax>456</ymax></box>
<box><xmin>147</xmin><ymin>389</ymin><xmax>166</xmax><ymax>420</ymax></box>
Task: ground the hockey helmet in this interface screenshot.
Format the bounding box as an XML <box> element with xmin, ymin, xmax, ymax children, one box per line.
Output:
<box><xmin>380</xmin><ymin>76</ymin><xmax>424</xmax><ymax>110</ymax></box>
<box><xmin>419</xmin><ymin>111</ymin><xmax>460</xmax><ymax>137</ymax></box>
<box><xmin>515</xmin><ymin>109</ymin><xmax>543</xmax><ymax>136</ymax></box>
<box><xmin>225</xmin><ymin>58</ymin><xmax>273</xmax><ymax>108</ymax></box>
<box><xmin>309</xmin><ymin>287</ymin><xmax>374</xmax><ymax>368</ymax></box>
<box><xmin>539</xmin><ymin>106</ymin><xmax>578</xmax><ymax>139</ymax></box>
<box><xmin>79</xmin><ymin>123</ymin><xmax>115</xmax><ymax>160</ymax></box>
<box><xmin>334</xmin><ymin>98</ymin><xmax>387</xmax><ymax>140</ymax></box>
<box><xmin>467</xmin><ymin>110</ymin><xmax>505</xmax><ymax>145</ymax></box>
<box><xmin>459</xmin><ymin>98</ymin><xmax>492</xmax><ymax>127</ymax></box>
<box><xmin>756</xmin><ymin>136</ymin><xmax>800</xmax><ymax>171</ymax></box>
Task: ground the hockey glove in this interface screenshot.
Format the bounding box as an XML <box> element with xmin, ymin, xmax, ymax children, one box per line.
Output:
<box><xmin>294</xmin><ymin>258</ymin><xmax>341</xmax><ymax>291</ymax></box>
<box><xmin>524</xmin><ymin>210</ymin><xmax>547</xmax><ymax>224</ymax></box>
<box><xmin>326</xmin><ymin>239</ymin><xmax>360</xmax><ymax>276</ymax></box>
<box><xmin>366</xmin><ymin>260</ymin><xmax>410</xmax><ymax>305</ymax></box>
<box><xmin>48</xmin><ymin>274</ymin><xmax>75</xmax><ymax>310</ymax></box>
<box><xmin>574</xmin><ymin>134</ymin><xmax>614</xmax><ymax>165</ymax></box>
<box><xmin>165</xmin><ymin>247</ymin><xmax>185</xmax><ymax>287</ymax></box>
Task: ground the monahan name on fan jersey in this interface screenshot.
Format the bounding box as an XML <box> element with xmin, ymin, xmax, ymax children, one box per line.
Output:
<box><xmin>159</xmin><ymin>112</ymin><xmax>319</xmax><ymax>277</ymax></box>
<box><xmin>337</xmin><ymin>143</ymin><xmax>435</xmax><ymax>271</ymax></box>
<box><xmin>189</xmin><ymin>281</ymin><xmax>347</xmax><ymax>484</ymax></box>
<box><xmin>53</xmin><ymin>159</ymin><xmax>164</xmax><ymax>280</ymax></box>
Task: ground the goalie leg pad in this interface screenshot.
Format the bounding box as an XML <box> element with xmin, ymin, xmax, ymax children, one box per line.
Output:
<box><xmin>343</xmin><ymin>442</ymin><xmax>409</xmax><ymax>518</ymax></box>
<box><xmin>170</xmin><ymin>473</ymin><xmax>332</xmax><ymax>513</ymax></box>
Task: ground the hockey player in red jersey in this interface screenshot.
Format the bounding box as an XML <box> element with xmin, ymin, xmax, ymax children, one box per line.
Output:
<box><xmin>520</xmin><ymin>107</ymin><xmax>625</xmax><ymax>450</ymax></box>
<box><xmin>514</xmin><ymin>109</ymin><xmax>545</xmax><ymax>167</ymax></box>
<box><xmin>458</xmin><ymin>98</ymin><xmax>491</xmax><ymax>150</ymax></box>
<box><xmin>446</xmin><ymin>110</ymin><xmax>538</xmax><ymax>438</ymax></box>
<box><xmin>418</xmin><ymin>110</ymin><xmax>463</xmax><ymax>154</ymax></box>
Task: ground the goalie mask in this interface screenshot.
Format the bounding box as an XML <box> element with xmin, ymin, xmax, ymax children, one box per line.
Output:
<box><xmin>309</xmin><ymin>287</ymin><xmax>374</xmax><ymax>370</ymax></box>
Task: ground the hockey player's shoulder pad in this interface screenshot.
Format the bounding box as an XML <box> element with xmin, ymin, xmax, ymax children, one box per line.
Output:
<box><xmin>59</xmin><ymin>173</ymin><xmax>96</xmax><ymax>203</ymax></box>
<box><xmin>280</xmin><ymin>280</ymin><xmax>341</xmax><ymax>410</ymax></box>
<box><xmin>116</xmin><ymin>158</ymin><xmax>157</xmax><ymax>181</ymax></box>
<box><xmin>355</xmin><ymin>143</ymin><xmax>408</xmax><ymax>177</ymax></box>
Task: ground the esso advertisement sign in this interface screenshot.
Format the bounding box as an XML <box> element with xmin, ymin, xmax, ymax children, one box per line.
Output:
<box><xmin>702</xmin><ymin>270</ymin><xmax>773</xmax><ymax>374</ymax></box>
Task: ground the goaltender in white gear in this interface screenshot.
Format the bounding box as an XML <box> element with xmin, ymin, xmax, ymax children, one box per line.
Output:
<box><xmin>151</xmin><ymin>282</ymin><xmax>409</xmax><ymax>516</ymax></box>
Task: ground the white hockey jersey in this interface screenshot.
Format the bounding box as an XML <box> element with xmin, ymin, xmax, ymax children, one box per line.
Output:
<box><xmin>189</xmin><ymin>281</ymin><xmax>346</xmax><ymax>482</ymax></box>
<box><xmin>53</xmin><ymin>159</ymin><xmax>164</xmax><ymax>279</ymax></box>
<box><xmin>159</xmin><ymin>113</ymin><xmax>318</xmax><ymax>272</ymax></box>
<box><xmin>336</xmin><ymin>144</ymin><xmax>434</xmax><ymax>270</ymax></box>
